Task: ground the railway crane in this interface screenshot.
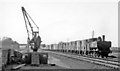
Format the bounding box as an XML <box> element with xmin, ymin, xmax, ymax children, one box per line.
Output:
<box><xmin>22</xmin><ymin>7</ymin><xmax>41</xmax><ymax>52</ymax></box>
<box><xmin>21</xmin><ymin>7</ymin><xmax>49</xmax><ymax>65</ymax></box>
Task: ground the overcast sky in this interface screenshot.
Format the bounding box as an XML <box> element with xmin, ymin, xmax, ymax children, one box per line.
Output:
<box><xmin>0</xmin><ymin>0</ymin><xmax>118</xmax><ymax>47</ymax></box>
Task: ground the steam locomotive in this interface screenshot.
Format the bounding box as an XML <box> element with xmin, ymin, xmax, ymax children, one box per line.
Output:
<box><xmin>45</xmin><ymin>35</ymin><xmax>112</xmax><ymax>58</ymax></box>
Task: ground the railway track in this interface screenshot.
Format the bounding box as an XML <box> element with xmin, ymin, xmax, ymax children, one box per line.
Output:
<box><xmin>47</xmin><ymin>51</ymin><xmax>119</xmax><ymax>69</ymax></box>
<box><xmin>64</xmin><ymin>52</ymin><xmax>119</xmax><ymax>62</ymax></box>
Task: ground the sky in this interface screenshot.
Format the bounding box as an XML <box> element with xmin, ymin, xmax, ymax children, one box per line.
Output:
<box><xmin>0</xmin><ymin>0</ymin><xmax>119</xmax><ymax>47</ymax></box>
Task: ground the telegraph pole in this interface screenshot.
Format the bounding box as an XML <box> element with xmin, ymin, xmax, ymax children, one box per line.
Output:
<box><xmin>92</xmin><ymin>30</ymin><xmax>94</xmax><ymax>38</ymax></box>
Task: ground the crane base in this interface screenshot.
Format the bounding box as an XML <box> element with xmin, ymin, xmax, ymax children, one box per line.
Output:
<box><xmin>24</xmin><ymin>52</ymin><xmax>48</xmax><ymax>65</ymax></box>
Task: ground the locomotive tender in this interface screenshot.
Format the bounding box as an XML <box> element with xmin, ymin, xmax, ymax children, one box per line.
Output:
<box><xmin>45</xmin><ymin>35</ymin><xmax>112</xmax><ymax>58</ymax></box>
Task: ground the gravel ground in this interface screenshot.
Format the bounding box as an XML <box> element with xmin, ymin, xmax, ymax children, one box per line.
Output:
<box><xmin>48</xmin><ymin>52</ymin><xmax>112</xmax><ymax>69</ymax></box>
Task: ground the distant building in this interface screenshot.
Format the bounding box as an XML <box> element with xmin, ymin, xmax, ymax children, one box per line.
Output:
<box><xmin>19</xmin><ymin>44</ymin><xmax>27</xmax><ymax>49</ymax></box>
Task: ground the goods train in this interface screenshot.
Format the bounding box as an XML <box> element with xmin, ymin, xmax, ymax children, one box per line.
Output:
<box><xmin>45</xmin><ymin>35</ymin><xmax>112</xmax><ymax>58</ymax></box>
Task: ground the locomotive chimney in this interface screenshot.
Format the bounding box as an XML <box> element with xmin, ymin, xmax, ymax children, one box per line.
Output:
<box><xmin>102</xmin><ymin>35</ymin><xmax>105</xmax><ymax>41</ymax></box>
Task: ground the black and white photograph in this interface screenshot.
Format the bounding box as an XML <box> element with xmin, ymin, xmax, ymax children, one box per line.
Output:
<box><xmin>0</xmin><ymin>0</ymin><xmax>119</xmax><ymax>71</ymax></box>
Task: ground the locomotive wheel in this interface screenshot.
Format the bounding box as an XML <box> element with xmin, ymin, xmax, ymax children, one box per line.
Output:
<box><xmin>105</xmin><ymin>53</ymin><xmax>108</xmax><ymax>58</ymax></box>
<box><xmin>97</xmin><ymin>53</ymin><xmax>100</xmax><ymax>57</ymax></box>
<box><xmin>101</xmin><ymin>55</ymin><xmax>104</xmax><ymax>58</ymax></box>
